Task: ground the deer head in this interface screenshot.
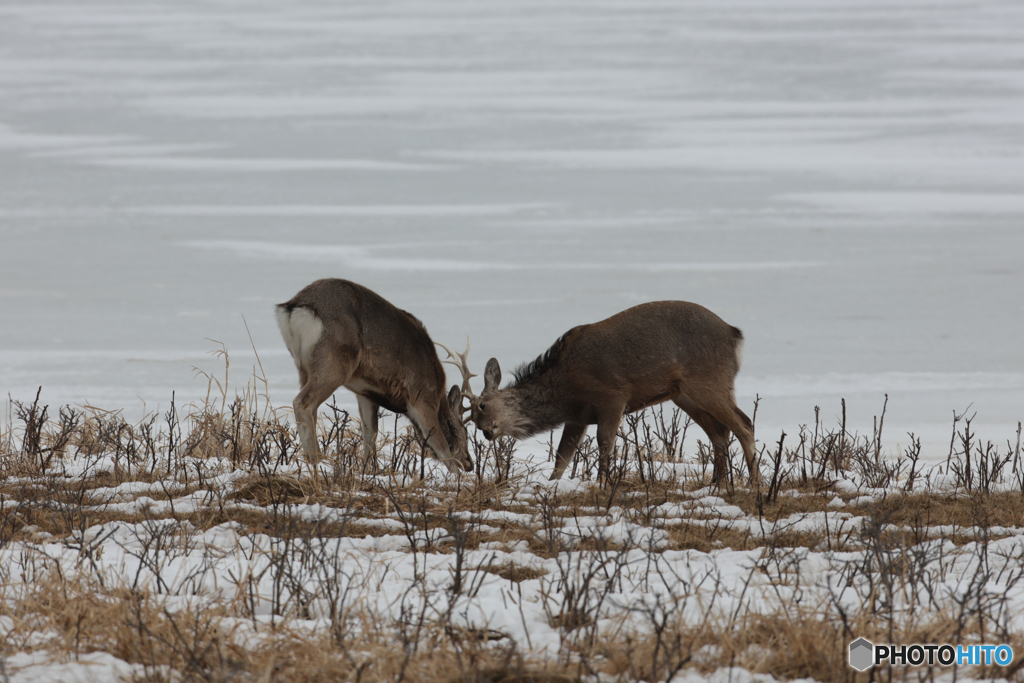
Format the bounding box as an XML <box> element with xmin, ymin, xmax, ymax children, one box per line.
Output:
<box><xmin>436</xmin><ymin>344</ymin><xmax>526</xmax><ymax>442</ymax></box>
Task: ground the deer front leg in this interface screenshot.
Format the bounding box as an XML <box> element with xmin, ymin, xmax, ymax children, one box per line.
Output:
<box><xmin>550</xmin><ymin>422</ymin><xmax>587</xmax><ymax>480</ymax></box>
<box><xmin>407</xmin><ymin>405</ymin><xmax>464</xmax><ymax>475</ymax></box>
<box><xmin>595</xmin><ymin>407</ymin><xmax>625</xmax><ymax>484</ymax></box>
<box><xmin>356</xmin><ymin>395</ymin><xmax>380</xmax><ymax>472</ymax></box>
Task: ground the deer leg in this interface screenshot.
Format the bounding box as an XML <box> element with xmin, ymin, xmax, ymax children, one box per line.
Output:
<box><xmin>672</xmin><ymin>395</ymin><xmax>733</xmax><ymax>486</ymax></box>
<box><xmin>595</xmin><ymin>407</ymin><xmax>625</xmax><ymax>483</ymax></box>
<box><xmin>293</xmin><ymin>344</ymin><xmax>357</xmax><ymax>463</ymax></box>
<box><xmin>406</xmin><ymin>405</ymin><xmax>463</xmax><ymax>474</ymax></box>
<box><xmin>550</xmin><ymin>422</ymin><xmax>587</xmax><ymax>481</ymax></box>
<box><xmin>703</xmin><ymin>416</ymin><xmax>734</xmax><ymax>486</ymax></box>
<box><xmin>676</xmin><ymin>393</ymin><xmax>761</xmax><ymax>486</ymax></box>
<box><xmin>356</xmin><ymin>395</ymin><xmax>380</xmax><ymax>472</ymax></box>
<box><xmin>712</xmin><ymin>403</ymin><xmax>761</xmax><ymax>486</ymax></box>
<box><xmin>293</xmin><ymin>379</ymin><xmax>341</xmax><ymax>462</ymax></box>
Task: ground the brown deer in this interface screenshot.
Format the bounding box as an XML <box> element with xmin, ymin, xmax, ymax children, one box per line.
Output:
<box><xmin>446</xmin><ymin>301</ymin><xmax>760</xmax><ymax>485</ymax></box>
<box><xmin>276</xmin><ymin>278</ymin><xmax>472</xmax><ymax>473</ymax></box>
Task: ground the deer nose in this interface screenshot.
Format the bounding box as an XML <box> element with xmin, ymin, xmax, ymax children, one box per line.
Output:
<box><xmin>482</xmin><ymin>429</ymin><xmax>494</xmax><ymax>441</ymax></box>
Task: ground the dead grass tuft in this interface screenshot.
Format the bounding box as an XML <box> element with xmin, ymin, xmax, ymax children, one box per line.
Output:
<box><xmin>230</xmin><ymin>473</ymin><xmax>315</xmax><ymax>505</ymax></box>
<box><xmin>447</xmin><ymin>670</ymin><xmax>580</xmax><ymax>683</ymax></box>
<box><xmin>485</xmin><ymin>563</ymin><xmax>548</xmax><ymax>583</ymax></box>
<box><xmin>724</xmin><ymin>489</ymin><xmax>837</xmax><ymax>520</ymax></box>
<box><xmin>850</xmin><ymin>490</ymin><xmax>1024</xmax><ymax>529</ymax></box>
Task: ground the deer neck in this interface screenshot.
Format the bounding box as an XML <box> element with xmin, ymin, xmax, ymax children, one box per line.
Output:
<box><xmin>499</xmin><ymin>381</ymin><xmax>565</xmax><ymax>439</ymax></box>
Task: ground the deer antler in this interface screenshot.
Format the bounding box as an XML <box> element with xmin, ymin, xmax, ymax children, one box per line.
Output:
<box><xmin>435</xmin><ymin>338</ymin><xmax>478</xmax><ymax>419</ymax></box>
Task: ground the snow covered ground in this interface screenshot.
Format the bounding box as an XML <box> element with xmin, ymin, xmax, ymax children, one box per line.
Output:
<box><xmin>2</xmin><ymin>427</ymin><xmax>1024</xmax><ymax>682</ymax></box>
<box><xmin>2</xmin><ymin>2</ymin><xmax>1023</xmax><ymax>456</ymax></box>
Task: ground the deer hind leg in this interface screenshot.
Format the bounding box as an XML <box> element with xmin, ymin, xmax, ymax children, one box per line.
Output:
<box><xmin>718</xmin><ymin>404</ymin><xmax>760</xmax><ymax>485</ymax></box>
<box><xmin>356</xmin><ymin>395</ymin><xmax>380</xmax><ymax>472</ymax></box>
<box><xmin>294</xmin><ymin>380</ymin><xmax>337</xmax><ymax>462</ymax></box>
<box><xmin>550</xmin><ymin>422</ymin><xmax>587</xmax><ymax>481</ymax></box>
<box><xmin>673</xmin><ymin>394</ymin><xmax>732</xmax><ymax>485</ymax></box>
<box><xmin>293</xmin><ymin>346</ymin><xmax>358</xmax><ymax>463</ymax></box>
<box><xmin>406</xmin><ymin>405</ymin><xmax>463</xmax><ymax>474</ymax></box>
<box><xmin>674</xmin><ymin>392</ymin><xmax>760</xmax><ymax>486</ymax></box>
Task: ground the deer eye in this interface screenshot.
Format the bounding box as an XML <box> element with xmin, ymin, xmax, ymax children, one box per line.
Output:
<box><xmin>479</xmin><ymin>402</ymin><xmax>486</xmax><ymax>411</ymax></box>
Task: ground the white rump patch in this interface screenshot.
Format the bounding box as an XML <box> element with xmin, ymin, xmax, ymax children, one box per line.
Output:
<box><xmin>276</xmin><ymin>306</ymin><xmax>323</xmax><ymax>371</ymax></box>
<box><xmin>735</xmin><ymin>336</ymin><xmax>745</xmax><ymax>369</ymax></box>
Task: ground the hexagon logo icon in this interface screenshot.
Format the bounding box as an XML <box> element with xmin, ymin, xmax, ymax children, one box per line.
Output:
<box><xmin>849</xmin><ymin>638</ymin><xmax>875</xmax><ymax>671</ymax></box>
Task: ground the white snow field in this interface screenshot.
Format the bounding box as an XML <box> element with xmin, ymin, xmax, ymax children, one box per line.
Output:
<box><xmin>2</xmin><ymin>0</ymin><xmax>1024</xmax><ymax>679</ymax></box>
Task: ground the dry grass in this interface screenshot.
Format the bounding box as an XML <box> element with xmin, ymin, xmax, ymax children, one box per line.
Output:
<box><xmin>723</xmin><ymin>488</ymin><xmax>838</xmax><ymax>520</ymax></box>
<box><xmin>0</xmin><ymin>562</ymin><xmax>570</xmax><ymax>683</ymax></box>
<box><xmin>2</xmin><ymin>383</ymin><xmax>1024</xmax><ymax>683</ymax></box>
<box><xmin>848</xmin><ymin>491</ymin><xmax>1024</xmax><ymax>529</ymax></box>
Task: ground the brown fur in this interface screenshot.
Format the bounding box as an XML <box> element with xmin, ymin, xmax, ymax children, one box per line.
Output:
<box><xmin>472</xmin><ymin>301</ymin><xmax>759</xmax><ymax>484</ymax></box>
<box><xmin>277</xmin><ymin>278</ymin><xmax>472</xmax><ymax>473</ymax></box>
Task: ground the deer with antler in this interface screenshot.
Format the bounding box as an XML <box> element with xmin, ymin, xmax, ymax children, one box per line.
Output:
<box><xmin>444</xmin><ymin>301</ymin><xmax>761</xmax><ymax>485</ymax></box>
<box><xmin>276</xmin><ymin>278</ymin><xmax>472</xmax><ymax>473</ymax></box>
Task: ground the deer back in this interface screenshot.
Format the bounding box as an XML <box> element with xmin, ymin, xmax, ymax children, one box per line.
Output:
<box><xmin>516</xmin><ymin>302</ymin><xmax>741</xmax><ymax>392</ymax></box>
<box><xmin>280</xmin><ymin>279</ymin><xmax>448</xmax><ymax>410</ymax></box>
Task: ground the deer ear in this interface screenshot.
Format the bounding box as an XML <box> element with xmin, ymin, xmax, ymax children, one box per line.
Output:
<box><xmin>484</xmin><ymin>358</ymin><xmax>501</xmax><ymax>392</ymax></box>
<box><xmin>447</xmin><ymin>384</ymin><xmax>461</xmax><ymax>411</ymax></box>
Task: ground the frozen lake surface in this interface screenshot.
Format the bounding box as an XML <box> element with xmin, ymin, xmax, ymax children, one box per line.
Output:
<box><xmin>2</xmin><ymin>0</ymin><xmax>1023</xmax><ymax>460</ymax></box>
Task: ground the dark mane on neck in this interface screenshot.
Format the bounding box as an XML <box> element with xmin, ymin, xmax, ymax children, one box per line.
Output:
<box><xmin>511</xmin><ymin>329</ymin><xmax>576</xmax><ymax>387</ymax></box>
<box><xmin>398</xmin><ymin>308</ymin><xmax>427</xmax><ymax>333</ymax></box>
